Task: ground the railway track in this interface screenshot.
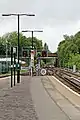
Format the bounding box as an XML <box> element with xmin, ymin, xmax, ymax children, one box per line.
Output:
<box><xmin>42</xmin><ymin>67</ymin><xmax>80</xmax><ymax>94</ymax></box>
<box><xmin>17</xmin><ymin>66</ymin><xmax>80</xmax><ymax>94</ymax></box>
<box><xmin>60</xmin><ymin>68</ymin><xmax>80</xmax><ymax>79</ymax></box>
<box><xmin>54</xmin><ymin>68</ymin><xmax>80</xmax><ymax>94</ymax></box>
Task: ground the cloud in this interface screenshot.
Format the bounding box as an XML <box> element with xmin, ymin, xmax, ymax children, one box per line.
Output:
<box><xmin>0</xmin><ymin>0</ymin><xmax>80</xmax><ymax>51</ymax></box>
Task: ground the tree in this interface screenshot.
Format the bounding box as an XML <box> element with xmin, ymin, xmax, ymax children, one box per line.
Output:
<box><xmin>0</xmin><ymin>31</ymin><xmax>46</xmax><ymax>57</ymax></box>
<box><xmin>57</xmin><ymin>32</ymin><xmax>80</xmax><ymax>69</ymax></box>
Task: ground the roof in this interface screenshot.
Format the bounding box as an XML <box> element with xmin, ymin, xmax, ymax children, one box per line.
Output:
<box><xmin>0</xmin><ymin>58</ymin><xmax>26</xmax><ymax>64</ymax></box>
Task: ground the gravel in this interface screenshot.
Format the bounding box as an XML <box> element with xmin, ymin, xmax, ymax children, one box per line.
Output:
<box><xmin>0</xmin><ymin>76</ymin><xmax>38</xmax><ymax>120</ymax></box>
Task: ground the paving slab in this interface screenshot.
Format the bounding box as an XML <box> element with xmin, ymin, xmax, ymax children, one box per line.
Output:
<box><xmin>31</xmin><ymin>76</ymin><xmax>70</xmax><ymax>120</ymax></box>
<box><xmin>43</xmin><ymin>76</ymin><xmax>80</xmax><ymax>120</ymax></box>
<box><xmin>0</xmin><ymin>75</ymin><xmax>79</xmax><ymax>120</ymax></box>
<box><xmin>0</xmin><ymin>76</ymin><xmax>38</xmax><ymax>120</ymax></box>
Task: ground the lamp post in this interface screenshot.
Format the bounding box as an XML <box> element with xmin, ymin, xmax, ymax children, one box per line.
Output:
<box><xmin>2</xmin><ymin>13</ymin><xmax>35</xmax><ymax>83</ymax></box>
<box><xmin>22</xmin><ymin>30</ymin><xmax>43</xmax><ymax>49</ymax></box>
<box><xmin>22</xmin><ymin>30</ymin><xmax>43</xmax><ymax>76</ymax></box>
<box><xmin>6</xmin><ymin>39</ymin><xmax>8</xmax><ymax>72</ymax></box>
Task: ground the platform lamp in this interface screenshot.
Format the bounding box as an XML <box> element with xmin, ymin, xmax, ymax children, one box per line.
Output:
<box><xmin>2</xmin><ymin>13</ymin><xmax>35</xmax><ymax>83</ymax></box>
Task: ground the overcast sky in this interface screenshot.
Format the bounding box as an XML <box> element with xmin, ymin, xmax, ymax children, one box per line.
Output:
<box><xmin>0</xmin><ymin>0</ymin><xmax>80</xmax><ymax>52</ymax></box>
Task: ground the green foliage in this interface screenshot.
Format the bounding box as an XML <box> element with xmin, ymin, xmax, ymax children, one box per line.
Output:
<box><xmin>0</xmin><ymin>31</ymin><xmax>45</xmax><ymax>56</ymax></box>
<box><xmin>58</xmin><ymin>31</ymin><xmax>80</xmax><ymax>69</ymax></box>
<box><xmin>0</xmin><ymin>31</ymin><xmax>52</xmax><ymax>66</ymax></box>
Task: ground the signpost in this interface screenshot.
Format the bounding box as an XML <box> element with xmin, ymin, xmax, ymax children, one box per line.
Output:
<box><xmin>11</xmin><ymin>47</ymin><xmax>13</xmax><ymax>87</ymax></box>
<box><xmin>31</xmin><ymin>50</ymin><xmax>35</xmax><ymax>76</ymax></box>
<box><xmin>13</xmin><ymin>47</ymin><xmax>16</xmax><ymax>86</ymax></box>
<box><xmin>36</xmin><ymin>64</ymin><xmax>39</xmax><ymax>76</ymax></box>
<box><xmin>38</xmin><ymin>57</ymin><xmax>41</xmax><ymax>76</ymax></box>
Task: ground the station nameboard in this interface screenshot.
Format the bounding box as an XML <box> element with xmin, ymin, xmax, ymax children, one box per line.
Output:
<box><xmin>48</xmin><ymin>53</ymin><xmax>57</xmax><ymax>57</ymax></box>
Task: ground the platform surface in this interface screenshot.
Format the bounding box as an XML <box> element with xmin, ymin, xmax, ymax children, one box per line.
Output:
<box><xmin>31</xmin><ymin>76</ymin><xmax>80</xmax><ymax>120</ymax></box>
<box><xmin>0</xmin><ymin>76</ymin><xmax>80</xmax><ymax>120</ymax></box>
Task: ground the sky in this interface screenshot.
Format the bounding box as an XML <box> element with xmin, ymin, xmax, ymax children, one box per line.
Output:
<box><xmin>0</xmin><ymin>0</ymin><xmax>80</xmax><ymax>52</ymax></box>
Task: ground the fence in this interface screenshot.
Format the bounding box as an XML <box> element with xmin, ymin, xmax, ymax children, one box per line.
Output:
<box><xmin>0</xmin><ymin>56</ymin><xmax>11</xmax><ymax>74</ymax></box>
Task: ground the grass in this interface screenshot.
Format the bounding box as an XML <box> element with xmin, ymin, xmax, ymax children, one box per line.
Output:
<box><xmin>0</xmin><ymin>69</ymin><xmax>28</xmax><ymax>77</ymax></box>
<box><xmin>20</xmin><ymin>69</ymin><xmax>28</xmax><ymax>73</ymax></box>
<box><xmin>0</xmin><ymin>71</ymin><xmax>11</xmax><ymax>76</ymax></box>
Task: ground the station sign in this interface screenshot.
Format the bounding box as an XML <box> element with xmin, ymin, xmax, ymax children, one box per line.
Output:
<box><xmin>31</xmin><ymin>50</ymin><xmax>35</xmax><ymax>67</ymax></box>
<box><xmin>31</xmin><ymin>50</ymin><xmax>35</xmax><ymax>60</ymax></box>
<box><xmin>13</xmin><ymin>47</ymin><xmax>16</xmax><ymax>54</ymax></box>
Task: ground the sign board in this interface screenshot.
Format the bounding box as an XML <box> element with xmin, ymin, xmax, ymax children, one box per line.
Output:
<box><xmin>36</xmin><ymin>64</ymin><xmax>39</xmax><ymax>71</ymax></box>
<box><xmin>31</xmin><ymin>50</ymin><xmax>35</xmax><ymax>60</ymax></box>
<box><xmin>48</xmin><ymin>53</ymin><xmax>57</xmax><ymax>57</ymax></box>
<box><xmin>31</xmin><ymin>50</ymin><xmax>35</xmax><ymax>67</ymax></box>
<box><xmin>41</xmin><ymin>69</ymin><xmax>46</xmax><ymax>76</ymax></box>
<box><xmin>13</xmin><ymin>47</ymin><xmax>16</xmax><ymax>54</ymax></box>
<box><xmin>36</xmin><ymin>64</ymin><xmax>39</xmax><ymax>69</ymax></box>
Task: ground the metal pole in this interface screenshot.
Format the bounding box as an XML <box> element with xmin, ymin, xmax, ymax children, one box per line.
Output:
<box><xmin>32</xmin><ymin>31</ymin><xmax>33</xmax><ymax>50</ymax></box>
<box><xmin>14</xmin><ymin>53</ymin><xmax>16</xmax><ymax>86</ymax></box>
<box><xmin>6</xmin><ymin>40</ymin><xmax>7</xmax><ymax>72</ymax></box>
<box><xmin>11</xmin><ymin>47</ymin><xmax>13</xmax><ymax>87</ymax></box>
<box><xmin>22</xmin><ymin>30</ymin><xmax>43</xmax><ymax>76</ymax></box>
<box><xmin>38</xmin><ymin>58</ymin><xmax>41</xmax><ymax>76</ymax></box>
<box><xmin>31</xmin><ymin>31</ymin><xmax>34</xmax><ymax>76</ymax></box>
<box><xmin>17</xmin><ymin>14</ymin><xmax>20</xmax><ymax>83</ymax></box>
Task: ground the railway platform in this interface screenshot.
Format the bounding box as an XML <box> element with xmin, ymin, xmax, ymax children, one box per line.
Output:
<box><xmin>0</xmin><ymin>76</ymin><xmax>80</xmax><ymax>120</ymax></box>
<box><xmin>31</xmin><ymin>76</ymin><xmax>80</xmax><ymax>120</ymax></box>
